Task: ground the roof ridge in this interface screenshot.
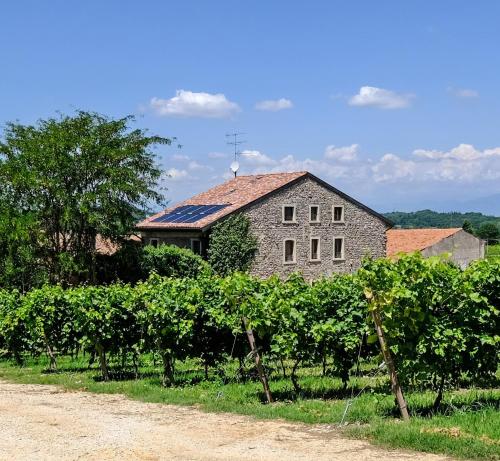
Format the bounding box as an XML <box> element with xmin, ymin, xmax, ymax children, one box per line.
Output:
<box><xmin>233</xmin><ymin>171</ymin><xmax>308</xmax><ymax>178</ymax></box>
<box><xmin>388</xmin><ymin>227</ymin><xmax>462</xmax><ymax>232</ymax></box>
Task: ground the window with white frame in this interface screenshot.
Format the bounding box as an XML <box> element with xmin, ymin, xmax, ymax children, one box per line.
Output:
<box><xmin>149</xmin><ymin>238</ymin><xmax>159</xmax><ymax>248</ymax></box>
<box><xmin>191</xmin><ymin>238</ymin><xmax>202</xmax><ymax>255</ymax></box>
<box><xmin>309</xmin><ymin>205</ymin><xmax>320</xmax><ymax>223</ymax></box>
<box><xmin>283</xmin><ymin>239</ymin><xmax>296</xmax><ymax>264</ymax></box>
<box><xmin>333</xmin><ymin>237</ymin><xmax>344</xmax><ymax>260</ymax></box>
<box><xmin>282</xmin><ymin>205</ymin><xmax>296</xmax><ymax>223</ymax></box>
<box><xmin>332</xmin><ymin>205</ymin><xmax>344</xmax><ymax>223</ymax></box>
<box><xmin>310</xmin><ymin>237</ymin><xmax>320</xmax><ymax>261</ymax></box>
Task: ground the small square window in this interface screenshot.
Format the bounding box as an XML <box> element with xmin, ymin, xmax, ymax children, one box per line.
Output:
<box><xmin>282</xmin><ymin>205</ymin><xmax>296</xmax><ymax>223</ymax></box>
<box><xmin>333</xmin><ymin>206</ymin><xmax>344</xmax><ymax>223</ymax></box>
<box><xmin>333</xmin><ymin>237</ymin><xmax>344</xmax><ymax>260</ymax></box>
<box><xmin>309</xmin><ymin>205</ymin><xmax>320</xmax><ymax>223</ymax></box>
<box><xmin>191</xmin><ymin>239</ymin><xmax>202</xmax><ymax>255</ymax></box>
<box><xmin>284</xmin><ymin>239</ymin><xmax>296</xmax><ymax>264</ymax></box>
<box><xmin>310</xmin><ymin>237</ymin><xmax>320</xmax><ymax>261</ymax></box>
<box><xmin>149</xmin><ymin>238</ymin><xmax>159</xmax><ymax>248</ymax></box>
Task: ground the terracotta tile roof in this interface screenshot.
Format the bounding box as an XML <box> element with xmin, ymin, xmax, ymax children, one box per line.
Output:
<box><xmin>137</xmin><ymin>171</ymin><xmax>308</xmax><ymax>230</ymax></box>
<box><xmin>95</xmin><ymin>234</ymin><xmax>141</xmax><ymax>256</ymax></box>
<box><xmin>386</xmin><ymin>228</ymin><xmax>462</xmax><ymax>257</ymax></box>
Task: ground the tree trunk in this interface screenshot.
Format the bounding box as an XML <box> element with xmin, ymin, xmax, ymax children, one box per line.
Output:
<box><xmin>43</xmin><ymin>333</ymin><xmax>57</xmax><ymax>371</ymax></box>
<box><xmin>95</xmin><ymin>343</ymin><xmax>109</xmax><ymax>381</ymax></box>
<box><xmin>433</xmin><ymin>375</ymin><xmax>445</xmax><ymax>412</ymax></box>
<box><xmin>46</xmin><ymin>344</ymin><xmax>57</xmax><ymax>371</ymax></box>
<box><xmin>161</xmin><ymin>351</ymin><xmax>174</xmax><ymax>387</ymax></box>
<box><xmin>242</xmin><ymin>317</ymin><xmax>273</xmax><ymax>403</ymax></box>
<box><xmin>238</xmin><ymin>356</ymin><xmax>245</xmax><ymax>381</ymax></box>
<box><xmin>13</xmin><ymin>349</ymin><xmax>23</xmax><ymax>366</ymax></box>
<box><xmin>371</xmin><ymin>309</ymin><xmax>410</xmax><ymax>421</ymax></box>
<box><xmin>291</xmin><ymin>358</ymin><xmax>302</xmax><ymax>393</ymax></box>
<box><xmin>280</xmin><ymin>357</ymin><xmax>287</xmax><ymax>379</ymax></box>
<box><xmin>132</xmin><ymin>351</ymin><xmax>139</xmax><ymax>379</ymax></box>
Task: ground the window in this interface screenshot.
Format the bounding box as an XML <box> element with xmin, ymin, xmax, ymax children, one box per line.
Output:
<box><xmin>333</xmin><ymin>237</ymin><xmax>344</xmax><ymax>260</ymax></box>
<box><xmin>149</xmin><ymin>238</ymin><xmax>159</xmax><ymax>248</ymax></box>
<box><xmin>283</xmin><ymin>239</ymin><xmax>296</xmax><ymax>264</ymax></box>
<box><xmin>191</xmin><ymin>238</ymin><xmax>202</xmax><ymax>255</ymax></box>
<box><xmin>333</xmin><ymin>205</ymin><xmax>344</xmax><ymax>223</ymax></box>
<box><xmin>310</xmin><ymin>237</ymin><xmax>320</xmax><ymax>261</ymax></box>
<box><xmin>282</xmin><ymin>205</ymin><xmax>296</xmax><ymax>223</ymax></box>
<box><xmin>309</xmin><ymin>205</ymin><xmax>320</xmax><ymax>223</ymax></box>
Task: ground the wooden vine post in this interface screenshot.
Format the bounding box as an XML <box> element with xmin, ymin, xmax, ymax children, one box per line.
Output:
<box><xmin>366</xmin><ymin>293</ymin><xmax>410</xmax><ymax>421</ymax></box>
<box><xmin>242</xmin><ymin>317</ymin><xmax>273</xmax><ymax>404</ymax></box>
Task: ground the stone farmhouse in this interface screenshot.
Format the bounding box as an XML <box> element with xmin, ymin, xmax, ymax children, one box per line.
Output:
<box><xmin>386</xmin><ymin>227</ymin><xmax>485</xmax><ymax>268</ymax></box>
<box><xmin>137</xmin><ymin>171</ymin><xmax>391</xmax><ymax>278</ymax></box>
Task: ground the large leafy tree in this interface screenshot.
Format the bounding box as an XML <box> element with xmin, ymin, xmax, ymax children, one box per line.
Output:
<box><xmin>0</xmin><ymin>111</ymin><xmax>170</xmax><ymax>285</ymax></box>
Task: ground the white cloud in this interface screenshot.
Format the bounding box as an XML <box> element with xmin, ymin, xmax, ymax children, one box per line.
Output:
<box><xmin>413</xmin><ymin>144</ymin><xmax>500</xmax><ymax>161</ymax></box>
<box><xmin>324</xmin><ymin>144</ymin><xmax>359</xmax><ymax>162</ymax></box>
<box><xmin>188</xmin><ymin>160</ymin><xmax>211</xmax><ymax>171</ymax></box>
<box><xmin>150</xmin><ymin>90</ymin><xmax>240</xmax><ymax>118</ymax></box>
<box><xmin>243</xmin><ymin>153</ymin><xmax>369</xmax><ymax>181</ymax></box>
<box><xmin>169</xmin><ymin>153</ymin><xmax>212</xmax><ymax>172</ymax></box>
<box><xmin>349</xmin><ymin>86</ymin><xmax>414</xmax><ymax>109</ymax></box>
<box><xmin>373</xmin><ymin>144</ymin><xmax>500</xmax><ymax>183</ymax></box>
<box><xmin>255</xmin><ymin>98</ymin><xmax>293</xmax><ymax>111</ymax></box>
<box><xmin>372</xmin><ymin>154</ymin><xmax>417</xmax><ymax>182</ymax></box>
<box><xmin>447</xmin><ymin>87</ymin><xmax>479</xmax><ymax>98</ymax></box>
<box><xmin>240</xmin><ymin>150</ymin><xmax>277</xmax><ymax>166</ymax></box>
<box><xmin>166</xmin><ymin>168</ymin><xmax>189</xmax><ymax>181</ymax></box>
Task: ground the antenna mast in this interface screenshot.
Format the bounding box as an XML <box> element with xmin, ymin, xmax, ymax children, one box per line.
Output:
<box><xmin>226</xmin><ymin>132</ymin><xmax>246</xmax><ymax>177</ymax></box>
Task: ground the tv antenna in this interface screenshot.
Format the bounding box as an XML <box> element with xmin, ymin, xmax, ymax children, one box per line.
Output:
<box><xmin>226</xmin><ymin>132</ymin><xmax>246</xmax><ymax>177</ymax></box>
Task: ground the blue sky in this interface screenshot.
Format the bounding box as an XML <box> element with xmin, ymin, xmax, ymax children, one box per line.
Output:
<box><xmin>2</xmin><ymin>1</ymin><xmax>500</xmax><ymax>214</ymax></box>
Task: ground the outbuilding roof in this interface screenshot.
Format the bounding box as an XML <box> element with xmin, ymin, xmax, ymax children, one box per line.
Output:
<box><xmin>386</xmin><ymin>228</ymin><xmax>462</xmax><ymax>256</ymax></box>
<box><xmin>137</xmin><ymin>171</ymin><xmax>392</xmax><ymax>231</ymax></box>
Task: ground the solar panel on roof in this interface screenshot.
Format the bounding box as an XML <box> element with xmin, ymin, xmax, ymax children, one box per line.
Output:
<box><xmin>152</xmin><ymin>204</ymin><xmax>229</xmax><ymax>224</ymax></box>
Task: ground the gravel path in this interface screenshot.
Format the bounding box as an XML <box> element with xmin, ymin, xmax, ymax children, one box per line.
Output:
<box><xmin>0</xmin><ymin>381</ymin><xmax>451</xmax><ymax>461</ymax></box>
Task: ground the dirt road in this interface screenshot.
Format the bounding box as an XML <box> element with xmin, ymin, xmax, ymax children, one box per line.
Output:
<box><xmin>0</xmin><ymin>381</ymin><xmax>450</xmax><ymax>461</ymax></box>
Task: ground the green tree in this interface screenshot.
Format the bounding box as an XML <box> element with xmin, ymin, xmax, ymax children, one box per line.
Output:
<box><xmin>462</xmin><ymin>220</ymin><xmax>474</xmax><ymax>235</ymax></box>
<box><xmin>207</xmin><ymin>214</ymin><xmax>258</xmax><ymax>276</ymax></box>
<box><xmin>476</xmin><ymin>222</ymin><xmax>500</xmax><ymax>244</ymax></box>
<box><xmin>0</xmin><ymin>111</ymin><xmax>171</xmax><ymax>286</ymax></box>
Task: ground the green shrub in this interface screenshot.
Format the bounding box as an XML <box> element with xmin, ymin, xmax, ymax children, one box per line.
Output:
<box><xmin>140</xmin><ymin>244</ymin><xmax>211</xmax><ymax>279</ymax></box>
<box><xmin>22</xmin><ymin>285</ymin><xmax>78</xmax><ymax>370</ymax></box>
<box><xmin>69</xmin><ymin>283</ymin><xmax>141</xmax><ymax>380</ymax></box>
<box><xmin>0</xmin><ymin>289</ymin><xmax>26</xmax><ymax>363</ymax></box>
<box><xmin>135</xmin><ymin>274</ymin><xmax>200</xmax><ymax>386</ymax></box>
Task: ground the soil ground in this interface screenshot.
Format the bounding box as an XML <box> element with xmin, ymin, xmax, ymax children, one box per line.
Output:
<box><xmin>0</xmin><ymin>380</ymin><xmax>451</xmax><ymax>461</ymax></box>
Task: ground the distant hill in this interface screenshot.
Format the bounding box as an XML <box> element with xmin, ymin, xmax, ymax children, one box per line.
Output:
<box><xmin>384</xmin><ymin>209</ymin><xmax>500</xmax><ymax>229</ymax></box>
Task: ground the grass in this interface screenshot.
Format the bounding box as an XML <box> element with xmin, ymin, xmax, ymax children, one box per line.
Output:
<box><xmin>0</xmin><ymin>355</ymin><xmax>498</xmax><ymax>460</ymax></box>
<box><xmin>487</xmin><ymin>244</ymin><xmax>500</xmax><ymax>261</ymax></box>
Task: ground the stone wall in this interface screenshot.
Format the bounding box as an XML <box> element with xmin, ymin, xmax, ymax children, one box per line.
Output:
<box><xmin>422</xmin><ymin>229</ymin><xmax>485</xmax><ymax>268</ymax></box>
<box><xmin>243</xmin><ymin>176</ymin><xmax>389</xmax><ymax>279</ymax></box>
<box><xmin>138</xmin><ymin>230</ymin><xmax>205</xmax><ymax>252</ymax></box>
